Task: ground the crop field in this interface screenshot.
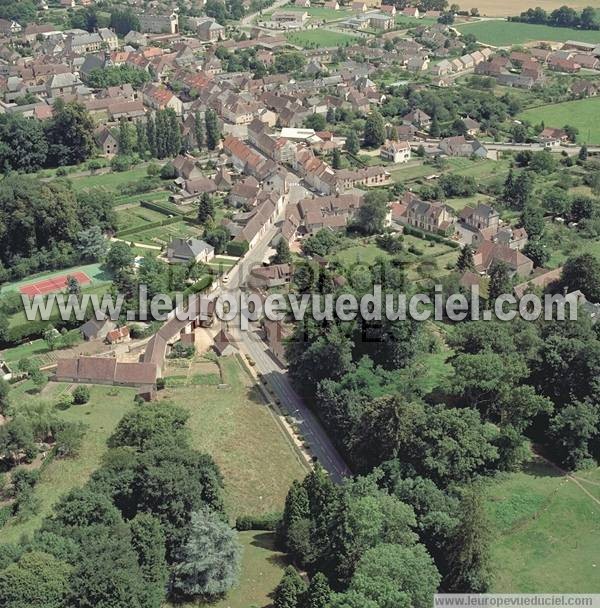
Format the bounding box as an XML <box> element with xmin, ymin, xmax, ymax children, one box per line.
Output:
<box><xmin>487</xmin><ymin>456</ymin><xmax>600</xmax><ymax>592</ymax></box>
<box><xmin>519</xmin><ymin>97</ymin><xmax>600</xmax><ymax>144</ymax></box>
<box><xmin>285</xmin><ymin>28</ymin><xmax>359</xmax><ymax>48</ymax></box>
<box><xmin>455</xmin><ymin>20</ymin><xmax>600</xmax><ymax>46</ymax></box>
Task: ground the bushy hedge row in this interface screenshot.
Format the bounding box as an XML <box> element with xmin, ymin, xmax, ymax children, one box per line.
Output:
<box><xmin>235</xmin><ymin>512</ymin><xmax>282</xmax><ymax>531</ymax></box>
<box><xmin>402</xmin><ymin>224</ymin><xmax>461</xmax><ymax>248</ymax></box>
<box><xmin>226</xmin><ymin>240</ymin><xmax>249</xmax><ymax>257</ymax></box>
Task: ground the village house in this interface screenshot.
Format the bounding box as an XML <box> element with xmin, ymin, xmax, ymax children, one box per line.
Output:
<box><xmin>166</xmin><ymin>237</ymin><xmax>215</xmax><ymax>264</ymax></box>
<box><xmin>460</xmin><ymin>203</ymin><xmax>500</xmax><ymax>232</ymax></box>
<box><xmin>380</xmin><ymin>140</ymin><xmax>411</xmax><ymax>163</ymax></box>
<box><xmin>335</xmin><ymin>166</ymin><xmax>391</xmax><ymax>191</ymax></box>
<box><xmin>142</xmin><ymin>83</ymin><xmax>183</xmax><ymax>115</ymax></box>
<box><xmin>94</xmin><ymin>127</ymin><xmax>118</xmax><ymax>155</ymax></box>
<box><xmin>439</xmin><ymin>136</ymin><xmax>488</xmax><ymax>158</ymax></box>
<box><xmin>213</xmin><ymin>329</ymin><xmax>238</xmax><ymax>356</ymax></box>
<box><xmin>400</xmin><ymin>192</ymin><xmax>456</xmax><ymax>235</ymax></box>
<box><xmin>473</xmin><ymin>241</ymin><xmax>534</xmax><ymax>277</ymax></box>
<box><xmin>250</xmin><ymin>263</ymin><xmax>294</xmax><ymax>288</ymax></box>
<box><xmin>538</xmin><ymin>127</ymin><xmax>569</xmax><ymax>147</ymax></box>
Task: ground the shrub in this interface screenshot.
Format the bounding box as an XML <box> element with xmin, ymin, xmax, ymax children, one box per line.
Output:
<box><xmin>72</xmin><ymin>385</ymin><xmax>90</xmax><ymax>405</ymax></box>
<box><xmin>235</xmin><ymin>512</ymin><xmax>282</xmax><ymax>531</ymax></box>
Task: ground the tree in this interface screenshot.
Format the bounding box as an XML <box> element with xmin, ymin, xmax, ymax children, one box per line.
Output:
<box><xmin>332</xmin><ymin>147</ymin><xmax>342</xmax><ymax>169</ymax></box>
<box><xmin>110</xmin><ymin>7</ymin><xmax>140</xmax><ymax>36</ymax></box>
<box><xmin>488</xmin><ymin>261</ymin><xmax>511</xmax><ymax>302</ymax></box>
<box><xmin>109</xmin><ymin>403</ymin><xmax>189</xmax><ymax>451</ymax></box>
<box><xmin>45</xmin><ymin>101</ymin><xmax>95</xmax><ymax>166</ymax></box>
<box><xmin>274</xmin><ymin>566</ymin><xmax>307</xmax><ymax>608</ymax></box>
<box><xmin>0</xmin><ymin>114</ymin><xmax>48</xmax><ymax>172</ymax></box>
<box><xmin>345</xmin><ymin>130</ymin><xmax>360</xmax><ymax>155</ymax></box>
<box><xmin>273</xmin><ymin>238</ymin><xmax>292</xmax><ymax>265</ymax></box>
<box><xmin>356</xmin><ymin>190</ymin><xmax>388</xmax><ymax>235</ymax></box>
<box><xmin>106</xmin><ymin>241</ymin><xmax>135</xmax><ymax>274</ymax></box>
<box><xmin>456</xmin><ymin>245</ymin><xmax>475</xmax><ymax>273</ymax></box>
<box><xmin>55</xmin><ymin>422</ymin><xmax>86</xmax><ymax>458</ymax></box>
<box><xmin>193</xmin><ymin>111</ymin><xmax>205</xmax><ymax>150</ymax></box>
<box><xmin>129</xmin><ymin>513</ymin><xmax>168</xmax><ymax>608</ymax></box>
<box><xmin>541</xmin><ymin>187</ymin><xmax>569</xmax><ymax>216</ymax></box>
<box><xmin>520</xmin><ymin>205</ymin><xmax>544</xmax><ymax>239</ymax></box>
<box><xmin>303</xmin><ymin>572</ymin><xmax>331</xmax><ymax>608</ymax></box>
<box><xmin>76</xmin><ymin>226</ymin><xmax>108</xmax><ymax>262</ymax></box>
<box><xmin>304</xmin><ymin>114</ymin><xmax>326</xmax><ymax>131</ymax></box>
<box><xmin>445</xmin><ymin>486</ymin><xmax>492</xmax><ymax>592</ymax></box>
<box><xmin>118</xmin><ymin>120</ymin><xmax>135</xmax><ymax>156</ymax></box>
<box><xmin>550</xmin><ymin>401</ymin><xmax>599</xmax><ymax>470</ymax></box>
<box><xmin>204</xmin><ymin>227</ymin><xmax>230</xmax><ymax>254</ymax></box>
<box><xmin>578</xmin><ymin>144</ymin><xmax>588</xmax><ymax>161</ymax></box>
<box><xmin>523</xmin><ymin>240</ymin><xmax>549</xmax><ymax>268</ymax></box>
<box><xmin>0</xmin><ymin>378</ymin><xmax>9</xmax><ymax>415</ymax></box>
<box><xmin>68</xmin><ymin>524</ymin><xmax>149</xmax><ymax>608</ymax></box>
<box><xmin>73</xmin><ymin>385</ymin><xmax>90</xmax><ymax>405</ymax></box>
<box><xmin>363</xmin><ymin>111</ymin><xmax>386</xmax><ymax>148</ymax></box>
<box><xmin>205</xmin><ymin>109</ymin><xmax>221</xmax><ymax>151</ymax></box>
<box><xmin>561</xmin><ymin>253</ymin><xmax>600</xmax><ymax>302</ymax></box>
<box><xmin>0</xmin><ymin>551</ymin><xmax>72</xmax><ymax>608</ymax></box>
<box><xmin>349</xmin><ymin>543</ymin><xmax>441</xmax><ymax>608</ymax></box>
<box><xmin>171</xmin><ymin>508</ymin><xmax>242</xmax><ymax>600</ymax></box>
<box><xmin>197</xmin><ymin>193</ymin><xmax>215</xmax><ymax>225</ymax></box>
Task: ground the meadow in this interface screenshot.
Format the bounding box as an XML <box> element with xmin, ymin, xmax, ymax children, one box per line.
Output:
<box><xmin>455</xmin><ymin>20</ymin><xmax>600</xmax><ymax>46</ymax></box>
<box><xmin>160</xmin><ymin>355</ymin><xmax>309</xmax><ymax>519</ymax></box>
<box><xmin>285</xmin><ymin>28</ymin><xmax>359</xmax><ymax>48</ymax></box>
<box><xmin>487</xmin><ymin>456</ymin><xmax>600</xmax><ymax>592</ymax></box>
<box><xmin>519</xmin><ymin>97</ymin><xmax>600</xmax><ymax>145</ymax></box>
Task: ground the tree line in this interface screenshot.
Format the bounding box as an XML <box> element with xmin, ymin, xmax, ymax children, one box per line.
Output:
<box><xmin>510</xmin><ymin>5</ymin><xmax>599</xmax><ymax>30</ymax></box>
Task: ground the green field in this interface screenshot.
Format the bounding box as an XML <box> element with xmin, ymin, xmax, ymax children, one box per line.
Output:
<box><xmin>456</xmin><ymin>20</ymin><xmax>600</xmax><ymax>46</ymax></box>
<box><xmin>159</xmin><ymin>355</ymin><xmax>309</xmax><ymax>519</ymax></box>
<box><xmin>115</xmin><ymin>204</ymin><xmax>170</xmax><ymax>232</ymax></box>
<box><xmin>1</xmin><ymin>385</ymin><xmax>138</xmax><ymax>543</ymax></box>
<box><xmin>69</xmin><ymin>166</ymin><xmax>152</xmax><ymax>193</ymax></box>
<box><xmin>171</xmin><ymin>531</ymin><xmax>290</xmax><ymax>608</ymax></box>
<box><xmin>519</xmin><ymin>97</ymin><xmax>600</xmax><ymax>145</ymax></box>
<box><xmin>285</xmin><ymin>28</ymin><xmax>359</xmax><ymax>48</ymax></box>
<box><xmin>487</xmin><ymin>456</ymin><xmax>600</xmax><ymax>592</ymax></box>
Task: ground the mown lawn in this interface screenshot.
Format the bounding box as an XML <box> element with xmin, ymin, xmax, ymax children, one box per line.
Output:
<box><xmin>69</xmin><ymin>166</ymin><xmax>151</xmax><ymax>192</ymax></box>
<box><xmin>518</xmin><ymin>97</ymin><xmax>600</xmax><ymax>145</ymax></box>
<box><xmin>487</xmin><ymin>456</ymin><xmax>600</xmax><ymax>592</ymax></box>
<box><xmin>170</xmin><ymin>531</ymin><xmax>289</xmax><ymax>608</ymax></box>
<box><xmin>1</xmin><ymin>385</ymin><xmax>138</xmax><ymax>543</ymax></box>
<box><xmin>455</xmin><ymin>20</ymin><xmax>600</xmax><ymax>46</ymax></box>
<box><xmin>285</xmin><ymin>28</ymin><xmax>359</xmax><ymax>48</ymax></box>
<box><xmin>159</xmin><ymin>355</ymin><xmax>309</xmax><ymax>520</ymax></box>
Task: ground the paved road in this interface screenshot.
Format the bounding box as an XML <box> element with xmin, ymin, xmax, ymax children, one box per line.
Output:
<box><xmin>214</xmin><ymin>200</ymin><xmax>352</xmax><ymax>484</ymax></box>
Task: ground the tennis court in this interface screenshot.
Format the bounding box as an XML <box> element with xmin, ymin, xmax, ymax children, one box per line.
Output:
<box><xmin>19</xmin><ymin>271</ymin><xmax>91</xmax><ymax>296</ymax></box>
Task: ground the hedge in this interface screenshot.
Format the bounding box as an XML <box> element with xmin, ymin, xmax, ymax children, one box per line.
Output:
<box><xmin>402</xmin><ymin>224</ymin><xmax>460</xmax><ymax>248</ymax></box>
<box><xmin>226</xmin><ymin>240</ymin><xmax>249</xmax><ymax>257</ymax></box>
<box><xmin>235</xmin><ymin>512</ymin><xmax>282</xmax><ymax>531</ymax></box>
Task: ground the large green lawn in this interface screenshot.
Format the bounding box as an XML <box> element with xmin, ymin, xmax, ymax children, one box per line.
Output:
<box><xmin>456</xmin><ymin>20</ymin><xmax>600</xmax><ymax>46</ymax></box>
<box><xmin>519</xmin><ymin>97</ymin><xmax>600</xmax><ymax>145</ymax></box>
<box><xmin>159</xmin><ymin>355</ymin><xmax>309</xmax><ymax>519</ymax></box>
<box><xmin>69</xmin><ymin>166</ymin><xmax>151</xmax><ymax>193</ymax></box>
<box><xmin>170</xmin><ymin>531</ymin><xmax>289</xmax><ymax>608</ymax></box>
<box><xmin>285</xmin><ymin>28</ymin><xmax>359</xmax><ymax>48</ymax></box>
<box><xmin>1</xmin><ymin>385</ymin><xmax>137</xmax><ymax>543</ymax></box>
<box><xmin>487</xmin><ymin>456</ymin><xmax>600</xmax><ymax>592</ymax></box>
